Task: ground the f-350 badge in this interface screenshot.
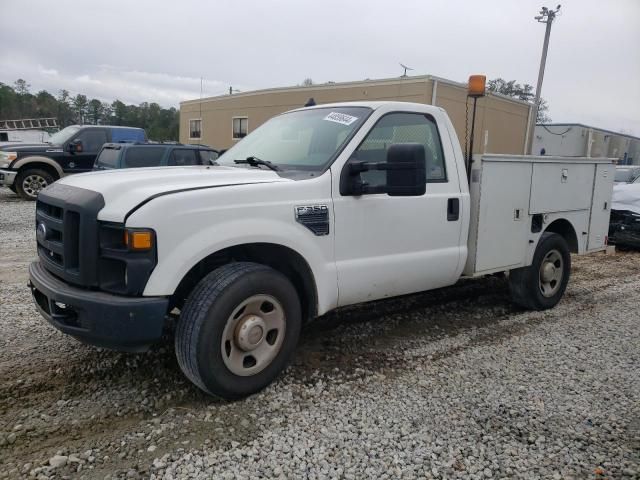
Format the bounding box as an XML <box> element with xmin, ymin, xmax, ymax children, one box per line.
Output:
<box><xmin>294</xmin><ymin>205</ymin><xmax>329</xmax><ymax>236</ymax></box>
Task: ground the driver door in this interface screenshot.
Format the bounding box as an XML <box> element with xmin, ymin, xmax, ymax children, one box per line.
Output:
<box><xmin>66</xmin><ymin>128</ymin><xmax>108</xmax><ymax>172</ymax></box>
<box><xmin>331</xmin><ymin>112</ymin><xmax>464</xmax><ymax>307</ymax></box>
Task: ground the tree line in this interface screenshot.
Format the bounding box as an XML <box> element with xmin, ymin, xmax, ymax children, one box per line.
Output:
<box><xmin>487</xmin><ymin>78</ymin><xmax>551</xmax><ymax>123</ymax></box>
<box><xmin>0</xmin><ymin>79</ymin><xmax>179</xmax><ymax>141</ymax></box>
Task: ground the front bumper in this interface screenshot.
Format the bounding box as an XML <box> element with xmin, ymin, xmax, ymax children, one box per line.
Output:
<box><xmin>0</xmin><ymin>169</ymin><xmax>17</xmax><ymax>186</ymax></box>
<box><xmin>29</xmin><ymin>261</ymin><xmax>169</xmax><ymax>352</ymax></box>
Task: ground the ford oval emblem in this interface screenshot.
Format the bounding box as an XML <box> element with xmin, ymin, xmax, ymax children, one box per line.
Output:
<box><xmin>36</xmin><ymin>222</ymin><xmax>47</xmax><ymax>243</ymax></box>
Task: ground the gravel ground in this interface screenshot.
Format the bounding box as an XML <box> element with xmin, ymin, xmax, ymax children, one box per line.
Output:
<box><xmin>0</xmin><ymin>186</ymin><xmax>638</xmax><ymax>480</ymax></box>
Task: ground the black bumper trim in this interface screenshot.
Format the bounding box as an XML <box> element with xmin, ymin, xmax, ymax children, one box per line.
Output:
<box><xmin>29</xmin><ymin>261</ymin><xmax>169</xmax><ymax>352</ymax></box>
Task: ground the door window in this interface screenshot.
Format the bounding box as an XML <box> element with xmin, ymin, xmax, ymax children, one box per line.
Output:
<box><xmin>95</xmin><ymin>147</ymin><xmax>120</xmax><ymax>169</ymax></box>
<box><xmin>123</xmin><ymin>147</ymin><xmax>165</xmax><ymax>168</ymax></box>
<box><xmin>168</xmin><ymin>149</ymin><xmax>199</xmax><ymax>166</ymax></box>
<box><xmin>75</xmin><ymin>129</ymin><xmax>108</xmax><ymax>153</ymax></box>
<box><xmin>199</xmin><ymin>150</ymin><xmax>219</xmax><ymax>164</ymax></box>
<box><xmin>351</xmin><ymin>113</ymin><xmax>446</xmax><ymax>189</ymax></box>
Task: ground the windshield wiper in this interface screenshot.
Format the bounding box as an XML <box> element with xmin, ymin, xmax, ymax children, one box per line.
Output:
<box><xmin>234</xmin><ymin>156</ymin><xmax>280</xmax><ymax>171</ymax></box>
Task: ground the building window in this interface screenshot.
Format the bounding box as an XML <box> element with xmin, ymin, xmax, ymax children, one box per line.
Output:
<box><xmin>189</xmin><ymin>119</ymin><xmax>201</xmax><ymax>139</ymax></box>
<box><xmin>233</xmin><ymin>117</ymin><xmax>248</xmax><ymax>139</ymax></box>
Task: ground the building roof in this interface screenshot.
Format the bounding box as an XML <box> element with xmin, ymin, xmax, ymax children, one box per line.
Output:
<box><xmin>180</xmin><ymin>74</ymin><xmax>531</xmax><ymax>108</ymax></box>
<box><xmin>537</xmin><ymin>123</ymin><xmax>640</xmax><ymax>142</ymax></box>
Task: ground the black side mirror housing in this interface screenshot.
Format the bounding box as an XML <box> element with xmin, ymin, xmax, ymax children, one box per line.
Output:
<box><xmin>68</xmin><ymin>139</ymin><xmax>83</xmax><ymax>153</ymax></box>
<box><xmin>385</xmin><ymin>143</ymin><xmax>426</xmax><ymax>196</ymax></box>
<box><xmin>341</xmin><ymin>143</ymin><xmax>426</xmax><ymax>196</ymax></box>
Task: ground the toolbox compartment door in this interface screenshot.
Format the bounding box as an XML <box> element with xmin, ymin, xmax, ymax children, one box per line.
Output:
<box><xmin>587</xmin><ymin>163</ymin><xmax>614</xmax><ymax>251</ymax></box>
<box><xmin>529</xmin><ymin>163</ymin><xmax>594</xmax><ymax>214</ymax></box>
<box><xmin>473</xmin><ymin>161</ymin><xmax>532</xmax><ymax>273</ymax></box>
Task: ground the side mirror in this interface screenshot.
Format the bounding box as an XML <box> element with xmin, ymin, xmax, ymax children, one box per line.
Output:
<box><xmin>341</xmin><ymin>143</ymin><xmax>426</xmax><ymax>196</ymax></box>
<box><xmin>68</xmin><ymin>139</ymin><xmax>83</xmax><ymax>153</ymax></box>
<box><xmin>385</xmin><ymin>143</ymin><xmax>426</xmax><ymax>196</ymax></box>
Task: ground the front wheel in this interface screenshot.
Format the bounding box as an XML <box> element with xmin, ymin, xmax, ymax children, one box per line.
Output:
<box><xmin>15</xmin><ymin>168</ymin><xmax>54</xmax><ymax>200</ymax></box>
<box><xmin>509</xmin><ymin>232</ymin><xmax>571</xmax><ymax>310</ymax></box>
<box><xmin>175</xmin><ymin>262</ymin><xmax>301</xmax><ymax>399</ymax></box>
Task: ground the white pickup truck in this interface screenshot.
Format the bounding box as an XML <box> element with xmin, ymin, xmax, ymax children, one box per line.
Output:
<box><xmin>29</xmin><ymin>102</ymin><xmax>614</xmax><ymax>399</ymax></box>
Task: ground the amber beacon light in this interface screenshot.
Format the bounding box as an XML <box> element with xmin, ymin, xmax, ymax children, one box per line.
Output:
<box><xmin>467</xmin><ymin>75</ymin><xmax>486</xmax><ymax>98</ymax></box>
<box><xmin>465</xmin><ymin>74</ymin><xmax>486</xmax><ymax>181</ymax></box>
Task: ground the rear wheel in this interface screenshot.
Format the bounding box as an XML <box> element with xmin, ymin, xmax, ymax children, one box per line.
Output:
<box><xmin>175</xmin><ymin>262</ymin><xmax>301</xmax><ymax>399</ymax></box>
<box><xmin>509</xmin><ymin>232</ymin><xmax>571</xmax><ymax>310</ymax></box>
<box><xmin>15</xmin><ymin>168</ymin><xmax>54</xmax><ymax>200</ymax></box>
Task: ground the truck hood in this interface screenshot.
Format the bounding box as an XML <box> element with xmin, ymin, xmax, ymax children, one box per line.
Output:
<box><xmin>54</xmin><ymin>165</ymin><xmax>291</xmax><ymax>222</ymax></box>
<box><xmin>0</xmin><ymin>142</ymin><xmax>59</xmax><ymax>153</ymax></box>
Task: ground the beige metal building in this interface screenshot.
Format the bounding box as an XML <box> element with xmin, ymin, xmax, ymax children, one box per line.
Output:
<box><xmin>180</xmin><ymin>75</ymin><xmax>534</xmax><ymax>155</ymax></box>
<box><xmin>533</xmin><ymin>123</ymin><xmax>640</xmax><ymax>165</ymax></box>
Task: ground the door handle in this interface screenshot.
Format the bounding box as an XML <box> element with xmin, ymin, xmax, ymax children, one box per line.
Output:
<box><xmin>447</xmin><ymin>198</ymin><xmax>460</xmax><ymax>221</ymax></box>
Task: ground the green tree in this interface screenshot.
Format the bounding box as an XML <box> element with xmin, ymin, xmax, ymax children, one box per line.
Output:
<box><xmin>487</xmin><ymin>78</ymin><xmax>551</xmax><ymax>123</ymax></box>
<box><xmin>14</xmin><ymin>79</ymin><xmax>32</xmax><ymax>117</ymax></box>
<box><xmin>0</xmin><ymin>79</ymin><xmax>180</xmax><ymax>141</ymax></box>
<box><xmin>88</xmin><ymin>98</ymin><xmax>103</xmax><ymax>125</ymax></box>
<box><xmin>111</xmin><ymin>100</ymin><xmax>127</xmax><ymax>125</ymax></box>
<box><xmin>14</xmin><ymin>79</ymin><xmax>30</xmax><ymax>96</ymax></box>
<box><xmin>35</xmin><ymin>90</ymin><xmax>58</xmax><ymax>117</ymax></box>
<box><xmin>57</xmin><ymin>90</ymin><xmax>75</xmax><ymax>126</ymax></box>
<box><xmin>100</xmin><ymin>102</ymin><xmax>113</xmax><ymax>125</ymax></box>
<box><xmin>0</xmin><ymin>82</ymin><xmax>18</xmax><ymax>118</ymax></box>
<box><xmin>72</xmin><ymin>94</ymin><xmax>88</xmax><ymax>124</ymax></box>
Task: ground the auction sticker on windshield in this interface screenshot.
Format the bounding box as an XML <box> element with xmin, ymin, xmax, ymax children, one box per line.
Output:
<box><xmin>324</xmin><ymin>112</ymin><xmax>359</xmax><ymax>126</ymax></box>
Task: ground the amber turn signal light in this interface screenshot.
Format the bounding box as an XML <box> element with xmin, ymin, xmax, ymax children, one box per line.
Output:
<box><xmin>468</xmin><ymin>75</ymin><xmax>486</xmax><ymax>98</ymax></box>
<box><xmin>124</xmin><ymin>229</ymin><xmax>154</xmax><ymax>251</ymax></box>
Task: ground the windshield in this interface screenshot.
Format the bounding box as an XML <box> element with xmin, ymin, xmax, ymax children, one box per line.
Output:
<box><xmin>48</xmin><ymin>126</ymin><xmax>81</xmax><ymax>145</ymax></box>
<box><xmin>217</xmin><ymin>107</ymin><xmax>371</xmax><ymax>172</ymax></box>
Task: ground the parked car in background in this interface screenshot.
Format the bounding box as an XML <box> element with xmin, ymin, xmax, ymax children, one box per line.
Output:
<box><xmin>609</xmin><ymin>183</ymin><xmax>640</xmax><ymax>248</ymax></box>
<box><xmin>0</xmin><ymin>125</ymin><xmax>146</xmax><ymax>200</ymax></box>
<box><xmin>614</xmin><ymin>166</ymin><xmax>640</xmax><ymax>184</ymax></box>
<box><xmin>94</xmin><ymin>143</ymin><xmax>219</xmax><ymax>170</ymax></box>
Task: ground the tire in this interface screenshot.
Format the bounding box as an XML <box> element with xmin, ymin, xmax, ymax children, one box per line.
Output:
<box><xmin>15</xmin><ymin>168</ymin><xmax>54</xmax><ymax>201</ymax></box>
<box><xmin>175</xmin><ymin>262</ymin><xmax>302</xmax><ymax>399</ymax></box>
<box><xmin>9</xmin><ymin>185</ymin><xmax>17</xmax><ymax>194</ymax></box>
<box><xmin>509</xmin><ymin>232</ymin><xmax>571</xmax><ymax>311</ymax></box>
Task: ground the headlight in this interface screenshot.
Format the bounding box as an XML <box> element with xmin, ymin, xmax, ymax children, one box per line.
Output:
<box><xmin>0</xmin><ymin>151</ymin><xmax>18</xmax><ymax>167</ymax></box>
<box><xmin>98</xmin><ymin>223</ymin><xmax>157</xmax><ymax>295</ymax></box>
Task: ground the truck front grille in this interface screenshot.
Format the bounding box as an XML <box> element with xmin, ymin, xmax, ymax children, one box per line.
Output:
<box><xmin>35</xmin><ymin>184</ymin><xmax>105</xmax><ymax>287</ymax></box>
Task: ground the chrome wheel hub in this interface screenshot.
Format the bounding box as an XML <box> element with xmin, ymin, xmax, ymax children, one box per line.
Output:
<box><xmin>22</xmin><ymin>174</ymin><xmax>48</xmax><ymax>197</ymax></box>
<box><xmin>235</xmin><ymin>315</ymin><xmax>266</xmax><ymax>351</ymax></box>
<box><xmin>221</xmin><ymin>294</ymin><xmax>286</xmax><ymax>376</ymax></box>
<box><xmin>539</xmin><ymin>249</ymin><xmax>563</xmax><ymax>298</ymax></box>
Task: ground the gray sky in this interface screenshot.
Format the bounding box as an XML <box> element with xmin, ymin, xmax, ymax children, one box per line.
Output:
<box><xmin>2</xmin><ymin>0</ymin><xmax>639</xmax><ymax>135</ymax></box>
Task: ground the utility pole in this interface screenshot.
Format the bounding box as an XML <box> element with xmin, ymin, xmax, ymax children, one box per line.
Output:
<box><xmin>527</xmin><ymin>4</ymin><xmax>561</xmax><ymax>154</ymax></box>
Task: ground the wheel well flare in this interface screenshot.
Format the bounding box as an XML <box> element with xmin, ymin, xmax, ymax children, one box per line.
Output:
<box><xmin>172</xmin><ymin>243</ymin><xmax>318</xmax><ymax>320</ymax></box>
<box><xmin>544</xmin><ymin>219</ymin><xmax>579</xmax><ymax>253</ymax></box>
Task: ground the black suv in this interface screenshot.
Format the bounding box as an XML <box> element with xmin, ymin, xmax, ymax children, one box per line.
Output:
<box><xmin>0</xmin><ymin>125</ymin><xmax>146</xmax><ymax>200</ymax></box>
<box><xmin>94</xmin><ymin>143</ymin><xmax>219</xmax><ymax>170</ymax></box>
